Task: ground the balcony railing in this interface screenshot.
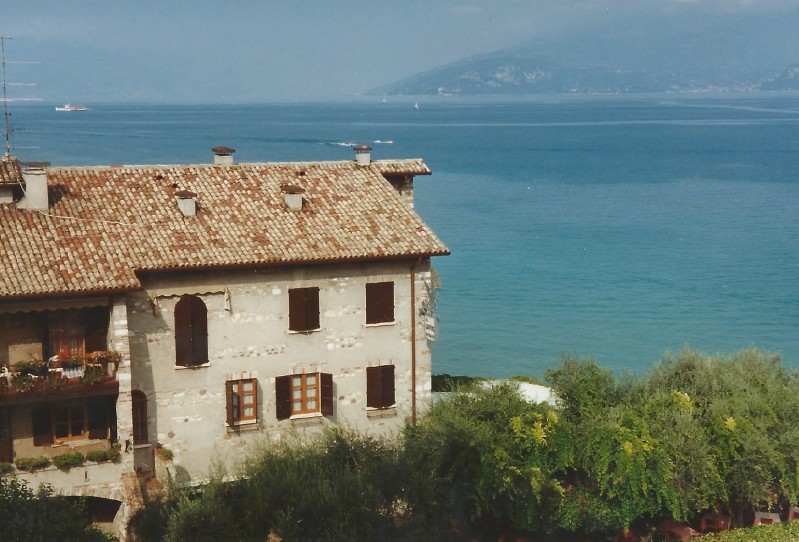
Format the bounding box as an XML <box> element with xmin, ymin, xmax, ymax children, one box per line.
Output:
<box><xmin>0</xmin><ymin>351</ymin><xmax>120</xmax><ymax>404</ymax></box>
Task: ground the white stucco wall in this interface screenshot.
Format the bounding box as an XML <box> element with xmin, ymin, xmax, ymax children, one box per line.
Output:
<box><xmin>126</xmin><ymin>259</ymin><xmax>435</xmax><ymax>482</ymax></box>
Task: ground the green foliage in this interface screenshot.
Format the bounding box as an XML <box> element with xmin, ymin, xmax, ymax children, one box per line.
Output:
<box><xmin>157</xmin><ymin>446</ymin><xmax>174</xmax><ymax>461</ymax></box>
<box><xmin>0</xmin><ymin>477</ymin><xmax>108</xmax><ymax>541</ymax></box>
<box><xmin>85</xmin><ymin>443</ymin><xmax>121</xmax><ymax>463</ymax></box>
<box><xmin>13</xmin><ymin>359</ymin><xmax>48</xmax><ymax>376</ymax></box>
<box><xmin>0</xmin><ymin>461</ymin><xmax>14</xmax><ymax>475</ymax></box>
<box><xmin>53</xmin><ymin>451</ymin><xmax>85</xmax><ymax>470</ymax></box>
<box><xmin>431</xmin><ymin>373</ymin><xmax>485</xmax><ymax>392</ymax></box>
<box><xmin>14</xmin><ymin>455</ymin><xmax>51</xmax><ymax>472</ymax></box>
<box><xmin>699</xmin><ymin>521</ymin><xmax>799</xmax><ymax>542</ymax></box>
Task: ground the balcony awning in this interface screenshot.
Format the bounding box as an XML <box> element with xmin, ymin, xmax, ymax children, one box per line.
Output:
<box><xmin>0</xmin><ymin>296</ymin><xmax>110</xmax><ymax>315</ymax></box>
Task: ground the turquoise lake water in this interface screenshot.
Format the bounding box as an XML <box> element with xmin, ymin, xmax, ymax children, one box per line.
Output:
<box><xmin>10</xmin><ymin>95</ymin><xmax>799</xmax><ymax>378</ymax></box>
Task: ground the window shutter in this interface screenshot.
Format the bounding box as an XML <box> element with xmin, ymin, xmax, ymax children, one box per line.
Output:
<box><xmin>84</xmin><ymin>307</ymin><xmax>110</xmax><ymax>353</ymax></box>
<box><xmin>88</xmin><ymin>398</ymin><xmax>109</xmax><ymax>440</ymax></box>
<box><xmin>382</xmin><ymin>365</ymin><xmax>395</xmax><ymax>407</ymax></box>
<box><xmin>190</xmin><ymin>297</ymin><xmax>208</xmax><ymax>365</ymax></box>
<box><xmin>275</xmin><ymin>375</ymin><xmax>291</xmax><ymax>420</ymax></box>
<box><xmin>174</xmin><ymin>296</ymin><xmax>192</xmax><ymax>366</ymax></box>
<box><xmin>288</xmin><ymin>289</ymin><xmax>305</xmax><ymax>331</ymax></box>
<box><xmin>366</xmin><ymin>366</ymin><xmax>381</xmax><ymax>408</ymax></box>
<box><xmin>366</xmin><ymin>282</ymin><xmax>394</xmax><ymax>324</ymax></box>
<box><xmin>306</xmin><ymin>288</ymin><xmax>320</xmax><ymax>331</ymax></box>
<box><xmin>225</xmin><ymin>380</ymin><xmax>235</xmax><ymax>427</ymax></box>
<box><xmin>132</xmin><ymin>391</ymin><xmax>148</xmax><ymax>444</ymax></box>
<box><xmin>321</xmin><ymin>372</ymin><xmax>333</xmax><ymax>416</ymax></box>
<box><xmin>32</xmin><ymin>407</ymin><xmax>53</xmax><ymax>446</ymax></box>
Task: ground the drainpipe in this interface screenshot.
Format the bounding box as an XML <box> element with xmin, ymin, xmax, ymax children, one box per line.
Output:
<box><xmin>410</xmin><ymin>257</ymin><xmax>421</xmax><ymax>425</ymax></box>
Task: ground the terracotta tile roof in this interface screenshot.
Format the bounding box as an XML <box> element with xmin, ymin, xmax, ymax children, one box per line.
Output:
<box><xmin>0</xmin><ymin>157</ymin><xmax>22</xmax><ymax>186</ymax></box>
<box><xmin>0</xmin><ymin>159</ymin><xmax>448</xmax><ymax>299</ymax></box>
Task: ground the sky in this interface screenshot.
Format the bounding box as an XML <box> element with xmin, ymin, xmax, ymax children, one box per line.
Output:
<box><xmin>2</xmin><ymin>0</ymin><xmax>798</xmax><ymax>103</ymax></box>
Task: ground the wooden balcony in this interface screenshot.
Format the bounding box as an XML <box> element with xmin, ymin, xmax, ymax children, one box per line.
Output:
<box><xmin>0</xmin><ymin>352</ymin><xmax>120</xmax><ymax>406</ymax></box>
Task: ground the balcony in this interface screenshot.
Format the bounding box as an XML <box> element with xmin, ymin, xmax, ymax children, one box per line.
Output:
<box><xmin>0</xmin><ymin>351</ymin><xmax>120</xmax><ymax>406</ymax></box>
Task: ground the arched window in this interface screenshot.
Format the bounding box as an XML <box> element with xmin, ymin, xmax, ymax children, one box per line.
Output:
<box><xmin>174</xmin><ymin>295</ymin><xmax>208</xmax><ymax>367</ymax></box>
<box><xmin>131</xmin><ymin>390</ymin><xmax>148</xmax><ymax>445</ymax></box>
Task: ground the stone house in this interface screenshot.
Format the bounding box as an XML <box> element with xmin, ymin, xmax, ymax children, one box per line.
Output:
<box><xmin>0</xmin><ymin>146</ymin><xmax>448</xmax><ymax>537</ymax></box>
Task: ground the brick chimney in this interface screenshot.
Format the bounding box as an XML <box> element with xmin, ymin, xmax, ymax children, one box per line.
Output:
<box><xmin>18</xmin><ymin>162</ymin><xmax>49</xmax><ymax>211</ymax></box>
<box><xmin>212</xmin><ymin>146</ymin><xmax>236</xmax><ymax>165</ymax></box>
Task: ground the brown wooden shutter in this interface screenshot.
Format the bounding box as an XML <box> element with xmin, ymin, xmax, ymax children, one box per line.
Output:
<box><xmin>0</xmin><ymin>409</ymin><xmax>13</xmax><ymax>463</ymax></box>
<box><xmin>190</xmin><ymin>297</ymin><xmax>208</xmax><ymax>365</ymax></box>
<box><xmin>366</xmin><ymin>366</ymin><xmax>381</xmax><ymax>408</ymax></box>
<box><xmin>366</xmin><ymin>282</ymin><xmax>394</xmax><ymax>324</ymax></box>
<box><xmin>275</xmin><ymin>375</ymin><xmax>291</xmax><ymax>420</ymax></box>
<box><xmin>174</xmin><ymin>296</ymin><xmax>192</xmax><ymax>366</ymax></box>
<box><xmin>84</xmin><ymin>306</ymin><xmax>110</xmax><ymax>353</ymax></box>
<box><xmin>132</xmin><ymin>391</ymin><xmax>148</xmax><ymax>444</ymax></box>
<box><xmin>321</xmin><ymin>372</ymin><xmax>333</xmax><ymax>416</ymax></box>
<box><xmin>306</xmin><ymin>288</ymin><xmax>320</xmax><ymax>330</ymax></box>
<box><xmin>288</xmin><ymin>289</ymin><xmax>305</xmax><ymax>331</ymax></box>
<box><xmin>32</xmin><ymin>407</ymin><xmax>54</xmax><ymax>446</ymax></box>
<box><xmin>88</xmin><ymin>398</ymin><xmax>109</xmax><ymax>440</ymax></box>
<box><xmin>225</xmin><ymin>380</ymin><xmax>235</xmax><ymax>427</ymax></box>
<box><xmin>382</xmin><ymin>365</ymin><xmax>395</xmax><ymax>407</ymax></box>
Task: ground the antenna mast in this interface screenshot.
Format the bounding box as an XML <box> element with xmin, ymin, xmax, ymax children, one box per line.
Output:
<box><xmin>1</xmin><ymin>36</ymin><xmax>12</xmax><ymax>158</ymax></box>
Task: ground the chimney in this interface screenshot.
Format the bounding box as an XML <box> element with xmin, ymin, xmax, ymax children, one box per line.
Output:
<box><xmin>212</xmin><ymin>146</ymin><xmax>236</xmax><ymax>165</ymax></box>
<box><xmin>353</xmin><ymin>145</ymin><xmax>372</xmax><ymax>166</ymax></box>
<box><xmin>18</xmin><ymin>162</ymin><xmax>50</xmax><ymax>211</ymax></box>
<box><xmin>281</xmin><ymin>184</ymin><xmax>304</xmax><ymax>211</ymax></box>
<box><xmin>176</xmin><ymin>190</ymin><xmax>197</xmax><ymax>217</ymax></box>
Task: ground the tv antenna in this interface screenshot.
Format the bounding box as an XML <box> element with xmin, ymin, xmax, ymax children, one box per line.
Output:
<box><xmin>1</xmin><ymin>36</ymin><xmax>41</xmax><ymax>158</ymax></box>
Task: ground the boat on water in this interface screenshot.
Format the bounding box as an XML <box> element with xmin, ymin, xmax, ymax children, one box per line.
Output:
<box><xmin>55</xmin><ymin>103</ymin><xmax>89</xmax><ymax>112</ymax></box>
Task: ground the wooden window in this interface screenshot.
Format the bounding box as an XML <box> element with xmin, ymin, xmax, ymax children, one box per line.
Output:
<box><xmin>226</xmin><ymin>378</ymin><xmax>258</xmax><ymax>426</ymax></box>
<box><xmin>32</xmin><ymin>399</ymin><xmax>114</xmax><ymax>446</ymax></box>
<box><xmin>288</xmin><ymin>287</ymin><xmax>320</xmax><ymax>332</ymax></box>
<box><xmin>0</xmin><ymin>409</ymin><xmax>13</xmax><ymax>463</ymax></box>
<box><xmin>46</xmin><ymin>306</ymin><xmax>110</xmax><ymax>360</ymax></box>
<box><xmin>276</xmin><ymin>372</ymin><xmax>333</xmax><ymax>420</ymax></box>
<box><xmin>132</xmin><ymin>390</ymin><xmax>148</xmax><ymax>444</ymax></box>
<box><xmin>366</xmin><ymin>282</ymin><xmax>394</xmax><ymax>324</ymax></box>
<box><xmin>366</xmin><ymin>365</ymin><xmax>396</xmax><ymax>409</ymax></box>
<box><xmin>174</xmin><ymin>295</ymin><xmax>208</xmax><ymax>367</ymax></box>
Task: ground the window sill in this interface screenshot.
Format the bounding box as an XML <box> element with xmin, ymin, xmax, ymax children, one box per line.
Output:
<box><xmin>364</xmin><ymin>321</ymin><xmax>396</xmax><ymax>328</ymax></box>
<box><xmin>226</xmin><ymin>419</ymin><xmax>260</xmax><ymax>432</ymax></box>
<box><xmin>175</xmin><ymin>363</ymin><xmax>210</xmax><ymax>370</ymax></box>
<box><xmin>366</xmin><ymin>406</ymin><xmax>398</xmax><ymax>419</ymax></box>
<box><xmin>132</xmin><ymin>443</ymin><xmax>151</xmax><ymax>449</ymax></box>
<box><xmin>289</xmin><ymin>412</ymin><xmax>324</xmax><ymax>426</ymax></box>
<box><xmin>287</xmin><ymin>328</ymin><xmax>321</xmax><ymax>335</ymax></box>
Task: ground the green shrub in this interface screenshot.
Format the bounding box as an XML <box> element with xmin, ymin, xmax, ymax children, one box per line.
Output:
<box><xmin>700</xmin><ymin>521</ymin><xmax>799</xmax><ymax>541</ymax></box>
<box><xmin>53</xmin><ymin>451</ymin><xmax>85</xmax><ymax>470</ymax></box>
<box><xmin>0</xmin><ymin>462</ymin><xmax>13</xmax><ymax>475</ymax></box>
<box><xmin>157</xmin><ymin>447</ymin><xmax>174</xmax><ymax>461</ymax></box>
<box><xmin>86</xmin><ymin>443</ymin><xmax>121</xmax><ymax>463</ymax></box>
<box><xmin>14</xmin><ymin>456</ymin><xmax>51</xmax><ymax>472</ymax></box>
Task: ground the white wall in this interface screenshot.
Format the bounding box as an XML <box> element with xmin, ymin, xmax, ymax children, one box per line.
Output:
<box><xmin>126</xmin><ymin>259</ymin><xmax>435</xmax><ymax>482</ymax></box>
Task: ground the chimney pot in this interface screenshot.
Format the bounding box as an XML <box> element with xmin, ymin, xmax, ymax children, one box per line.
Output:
<box><xmin>353</xmin><ymin>145</ymin><xmax>372</xmax><ymax>166</ymax></box>
<box><xmin>212</xmin><ymin>146</ymin><xmax>236</xmax><ymax>165</ymax></box>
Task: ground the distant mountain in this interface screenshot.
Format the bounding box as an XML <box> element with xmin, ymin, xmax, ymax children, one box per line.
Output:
<box><xmin>368</xmin><ymin>48</ymin><xmax>796</xmax><ymax>96</ymax></box>
<box><xmin>759</xmin><ymin>65</ymin><xmax>799</xmax><ymax>91</ymax></box>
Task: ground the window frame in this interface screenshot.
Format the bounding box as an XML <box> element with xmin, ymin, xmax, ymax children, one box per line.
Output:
<box><xmin>32</xmin><ymin>398</ymin><xmax>114</xmax><ymax>446</ymax></box>
<box><xmin>276</xmin><ymin>372</ymin><xmax>333</xmax><ymax>420</ymax></box>
<box><xmin>366</xmin><ymin>365</ymin><xmax>396</xmax><ymax>409</ymax></box>
<box><xmin>174</xmin><ymin>295</ymin><xmax>209</xmax><ymax>367</ymax></box>
<box><xmin>225</xmin><ymin>378</ymin><xmax>259</xmax><ymax>427</ymax></box>
<box><xmin>365</xmin><ymin>281</ymin><xmax>395</xmax><ymax>325</ymax></box>
<box><xmin>288</xmin><ymin>287</ymin><xmax>320</xmax><ymax>333</ymax></box>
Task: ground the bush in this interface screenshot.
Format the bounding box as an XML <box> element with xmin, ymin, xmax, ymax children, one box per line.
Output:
<box><xmin>14</xmin><ymin>456</ymin><xmax>51</xmax><ymax>472</ymax></box>
<box><xmin>0</xmin><ymin>462</ymin><xmax>13</xmax><ymax>475</ymax></box>
<box><xmin>86</xmin><ymin>443</ymin><xmax>121</xmax><ymax>463</ymax></box>
<box><xmin>157</xmin><ymin>447</ymin><xmax>174</xmax><ymax>461</ymax></box>
<box><xmin>700</xmin><ymin>521</ymin><xmax>799</xmax><ymax>541</ymax></box>
<box><xmin>53</xmin><ymin>451</ymin><xmax>85</xmax><ymax>470</ymax></box>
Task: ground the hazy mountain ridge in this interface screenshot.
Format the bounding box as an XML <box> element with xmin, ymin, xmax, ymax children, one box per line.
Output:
<box><xmin>368</xmin><ymin>49</ymin><xmax>799</xmax><ymax>96</ymax></box>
